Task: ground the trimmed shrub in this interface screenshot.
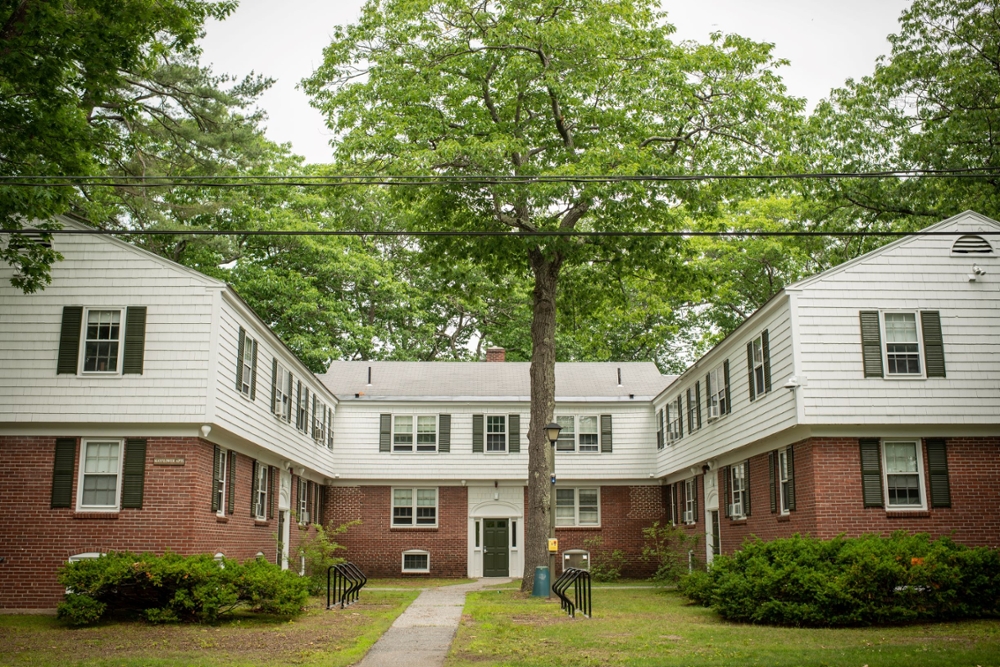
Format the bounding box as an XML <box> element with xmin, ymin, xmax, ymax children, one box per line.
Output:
<box><xmin>57</xmin><ymin>552</ymin><xmax>309</xmax><ymax>626</ymax></box>
<box><xmin>681</xmin><ymin>532</ymin><xmax>1000</xmax><ymax>626</ymax></box>
<box><xmin>583</xmin><ymin>536</ymin><xmax>627</xmax><ymax>582</ymax></box>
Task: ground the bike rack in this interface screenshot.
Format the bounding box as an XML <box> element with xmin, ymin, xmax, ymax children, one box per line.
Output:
<box><xmin>327</xmin><ymin>562</ymin><xmax>367</xmax><ymax>609</ymax></box>
<box><xmin>552</xmin><ymin>567</ymin><xmax>591</xmax><ymax>618</ymax></box>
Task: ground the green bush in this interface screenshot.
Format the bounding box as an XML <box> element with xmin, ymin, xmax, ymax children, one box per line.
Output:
<box><xmin>641</xmin><ymin>521</ymin><xmax>700</xmax><ymax>584</ymax></box>
<box><xmin>296</xmin><ymin>521</ymin><xmax>358</xmax><ymax>595</ymax></box>
<box><xmin>57</xmin><ymin>552</ymin><xmax>309</xmax><ymax>626</ymax></box>
<box><xmin>583</xmin><ymin>536</ymin><xmax>627</xmax><ymax>582</ymax></box>
<box><xmin>681</xmin><ymin>532</ymin><xmax>1000</xmax><ymax>627</ymax></box>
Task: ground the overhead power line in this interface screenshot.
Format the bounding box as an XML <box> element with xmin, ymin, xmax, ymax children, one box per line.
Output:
<box><xmin>2</xmin><ymin>166</ymin><xmax>1000</xmax><ymax>187</ymax></box>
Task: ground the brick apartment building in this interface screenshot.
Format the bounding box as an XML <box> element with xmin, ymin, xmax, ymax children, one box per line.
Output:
<box><xmin>1</xmin><ymin>210</ymin><xmax>998</xmax><ymax>609</ymax></box>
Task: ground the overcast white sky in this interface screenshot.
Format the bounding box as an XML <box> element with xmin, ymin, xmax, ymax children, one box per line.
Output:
<box><xmin>198</xmin><ymin>0</ymin><xmax>911</xmax><ymax>164</ymax></box>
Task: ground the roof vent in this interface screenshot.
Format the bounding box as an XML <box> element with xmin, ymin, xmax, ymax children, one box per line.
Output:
<box><xmin>952</xmin><ymin>234</ymin><xmax>994</xmax><ymax>254</ymax></box>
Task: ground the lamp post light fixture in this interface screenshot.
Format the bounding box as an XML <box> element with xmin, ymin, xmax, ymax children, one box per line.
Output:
<box><xmin>544</xmin><ymin>421</ymin><xmax>562</xmax><ymax>598</ymax></box>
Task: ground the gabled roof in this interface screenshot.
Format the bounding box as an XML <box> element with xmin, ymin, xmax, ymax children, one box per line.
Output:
<box><xmin>320</xmin><ymin>361</ymin><xmax>675</xmax><ymax>401</ymax></box>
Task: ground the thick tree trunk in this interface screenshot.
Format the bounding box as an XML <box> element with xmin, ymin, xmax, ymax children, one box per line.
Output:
<box><xmin>521</xmin><ymin>247</ymin><xmax>561</xmax><ymax>592</ymax></box>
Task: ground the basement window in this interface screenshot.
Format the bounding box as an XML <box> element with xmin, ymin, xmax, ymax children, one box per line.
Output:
<box><xmin>402</xmin><ymin>550</ymin><xmax>430</xmax><ymax>573</ymax></box>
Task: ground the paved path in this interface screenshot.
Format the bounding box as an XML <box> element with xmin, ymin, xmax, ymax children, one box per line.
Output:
<box><xmin>358</xmin><ymin>578</ymin><xmax>512</xmax><ymax>667</ymax></box>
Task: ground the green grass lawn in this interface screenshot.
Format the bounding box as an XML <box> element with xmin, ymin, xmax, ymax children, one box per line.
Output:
<box><xmin>0</xmin><ymin>590</ymin><xmax>418</xmax><ymax>667</ymax></box>
<box><xmin>448</xmin><ymin>587</ymin><xmax>1000</xmax><ymax>667</ymax></box>
<box><xmin>365</xmin><ymin>577</ymin><xmax>476</xmax><ymax>588</ymax></box>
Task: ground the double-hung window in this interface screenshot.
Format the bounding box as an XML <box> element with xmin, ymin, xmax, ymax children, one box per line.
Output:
<box><xmin>213</xmin><ymin>446</ymin><xmax>227</xmax><ymax>516</ymax></box>
<box><xmin>667</xmin><ymin>400</ymin><xmax>682</xmax><ymax>443</ymax></box>
<box><xmin>884</xmin><ymin>441</ymin><xmax>924</xmax><ymax>508</ymax></box>
<box><xmin>273</xmin><ymin>363</ymin><xmax>292</xmax><ymax>421</ymax></box>
<box><xmin>683</xmin><ymin>478</ymin><xmax>696</xmax><ymax>524</ymax></box>
<box><xmin>296</xmin><ymin>383</ymin><xmax>310</xmax><ymax>433</ymax></box>
<box><xmin>82</xmin><ymin>309</ymin><xmax>123</xmax><ymax>373</ymax></box>
<box><xmin>751</xmin><ymin>335</ymin><xmax>766</xmax><ymax>397</ymax></box>
<box><xmin>686</xmin><ymin>386</ymin><xmax>700</xmax><ymax>433</ymax></box>
<box><xmin>707</xmin><ymin>365</ymin><xmax>727</xmax><ymax>419</ymax></box>
<box><xmin>254</xmin><ymin>464</ymin><xmax>269</xmax><ymax>520</ymax></box>
<box><xmin>486</xmin><ymin>415</ymin><xmax>506</xmax><ymax>452</ymax></box>
<box><xmin>729</xmin><ymin>463</ymin><xmax>748</xmax><ymax>518</ymax></box>
<box><xmin>555</xmin><ymin>416</ymin><xmax>599</xmax><ymax>452</ymax></box>
<box><xmin>555</xmin><ymin>488</ymin><xmax>600</xmax><ymax>526</ymax></box>
<box><xmin>884</xmin><ymin>313</ymin><xmax>922</xmax><ymax>375</ymax></box>
<box><xmin>298</xmin><ymin>478</ymin><xmax>309</xmax><ymax>524</ymax></box>
<box><xmin>393</xmin><ymin>415</ymin><xmax>437</xmax><ymax>452</ymax></box>
<box><xmin>78</xmin><ymin>439</ymin><xmax>122</xmax><ymax>510</ymax></box>
<box><xmin>240</xmin><ymin>334</ymin><xmax>255</xmax><ymax>398</ymax></box>
<box><xmin>313</xmin><ymin>399</ymin><xmax>328</xmax><ymax>445</ymax></box>
<box><xmin>778</xmin><ymin>449</ymin><xmax>791</xmax><ymax>514</ymax></box>
<box><xmin>392</xmin><ymin>488</ymin><xmax>437</xmax><ymax>526</ymax></box>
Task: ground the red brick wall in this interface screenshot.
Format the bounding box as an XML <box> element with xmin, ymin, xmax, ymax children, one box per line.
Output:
<box><xmin>718</xmin><ymin>437</ymin><xmax>1000</xmax><ymax>555</ymax></box>
<box><xmin>323</xmin><ymin>486</ymin><xmax>468</xmax><ymax>577</ymax></box>
<box><xmin>0</xmin><ymin>436</ymin><xmax>310</xmax><ymax>609</ymax></box>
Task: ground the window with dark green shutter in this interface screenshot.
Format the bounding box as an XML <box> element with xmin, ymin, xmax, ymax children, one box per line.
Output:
<box><xmin>51</xmin><ymin>438</ymin><xmax>77</xmax><ymax>508</ymax></box>
<box><xmin>768</xmin><ymin>451</ymin><xmax>777</xmax><ymax>513</ymax></box>
<box><xmin>472</xmin><ymin>414</ymin><xmax>484</xmax><ymax>453</ymax></box>
<box><xmin>379</xmin><ymin>414</ymin><xmax>391</xmax><ymax>452</ymax></box>
<box><xmin>920</xmin><ymin>311</ymin><xmax>946</xmax><ymax>378</ymax></box>
<box><xmin>600</xmin><ymin>415</ymin><xmax>612</xmax><ymax>453</ymax></box>
<box><xmin>508</xmin><ymin>414</ymin><xmax>520</xmax><ymax>453</ymax></box>
<box><xmin>438</xmin><ymin>414</ymin><xmax>451</xmax><ymax>453</ymax></box>
<box><xmin>723</xmin><ymin>360</ymin><xmax>732</xmax><ymax>414</ymax></box>
<box><xmin>121</xmin><ymin>439</ymin><xmax>146</xmax><ymax>509</ymax></box>
<box><xmin>122</xmin><ymin>307</ymin><xmax>146</xmax><ymax>375</ymax></box>
<box><xmin>925</xmin><ymin>439</ymin><xmax>951</xmax><ymax>508</ymax></box>
<box><xmin>227</xmin><ymin>450</ymin><xmax>236</xmax><ymax>514</ymax></box>
<box><xmin>212</xmin><ymin>445</ymin><xmax>223</xmax><ymax>512</ymax></box>
<box><xmin>860</xmin><ymin>311</ymin><xmax>884</xmax><ymax>378</ymax></box>
<box><xmin>859</xmin><ymin>439</ymin><xmax>884</xmax><ymax>507</ymax></box>
<box><xmin>57</xmin><ymin>307</ymin><xmax>83</xmax><ymax>375</ymax></box>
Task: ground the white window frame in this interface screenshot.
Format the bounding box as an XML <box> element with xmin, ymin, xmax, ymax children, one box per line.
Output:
<box><xmin>240</xmin><ymin>332</ymin><xmax>256</xmax><ymax>398</ymax></box>
<box><xmin>751</xmin><ymin>334</ymin><xmax>766</xmax><ymax>397</ymax></box>
<box><xmin>486</xmin><ymin>414</ymin><xmax>507</xmax><ymax>453</ymax></box>
<box><xmin>684</xmin><ymin>478</ymin><xmax>696</xmax><ymax>524</ymax></box>
<box><xmin>298</xmin><ymin>477</ymin><xmax>309</xmax><ymax>524</ymax></box>
<box><xmin>80</xmin><ymin>307</ymin><xmax>125</xmax><ymax>375</ymax></box>
<box><xmin>667</xmin><ymin>401</ymin><xmax>682</xmax><ymax>443</ymax></box>
<box><xmin>401</xmin><ymin>549</ymin><xmax>431</xmax><ymax>573</ymax></box>
<box><xmin>392</xmin><ymin>414</ymin><xmax>438</xmax><ymax>453</ymax></box>
<box><xmin>882</xmin><ymin>440</ymin><xmax>927</xmax><ymax>510</ymax></box>
<box><xmin>296</xmin><ymin>384</ymin><xmax>310</xmax><ymax>432</ymax></box>
<box><xmin>554</xmin><ymin>487</ymin><xmax>600</xmax><ymax>527</ymax></box>
<box><xmin>686</xmin><ymin>387</ymin><xmax>700</xmax><ymax>433</ymax></box>
<box><xmin>554</xmin><ymin>415</ymin><xmax>599</xmax><ymax>453</ymax></box>
<box><xmin>729</xmin><ymin>462</ymin><xmax>747</xmax><ymax>519</ymax></box>
<box><xmin>273</xmin><ymin>363</ymin><xmax>292</xmax><ymax>421</ymax></box>
<box><xmin>881</xmin><ymin>311</ymin><xmax>925</xmax><ymax>378</ymax></box>
<box><xmin>313</xmin><ymin>398</ymin><xmax>327</xmax><ymax>445</ymax></box>
<box><xmin>76</xmin><ymin>438</ymin><xmax>124</xmax><ymax>512</ymax></box>
<box><xmin>555</xmin><ymin>415</ymin><xmax>576</xmax><ymax>452</ymax></box>
<box><xmin>254</xmin><ymin>463</ymin><xmax>269</xmax><ymax>520</ymax></box>
<box><xmin>392</xmin><ymin>487</ymin><xmax>438</xmax><ymax>527</ymax></box>
<box><xmin>708</xmin><ymin>365</ymin><xmax>727</xmax><ymax>420</ymax></box>
<box><xmin>778</xmin><ymin>448</ymin><xmax>791</xmax><ymax>515</ymax></box>
<box><xmin>214</xmin><ymin>446</ymin><xmax>228</xmax><ymax>516</ymax></box>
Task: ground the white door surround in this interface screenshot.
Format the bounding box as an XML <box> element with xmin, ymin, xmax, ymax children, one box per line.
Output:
<box><xmin>467</xmin><ymin>485</ymin><xmax>524</xmax><ymax>578</ymax></box>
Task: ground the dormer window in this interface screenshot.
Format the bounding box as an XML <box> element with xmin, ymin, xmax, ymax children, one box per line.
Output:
<box><xmin>951</xmin><ymin>235</ymin><xmax>993</xmax><ymax>254</ymax></box>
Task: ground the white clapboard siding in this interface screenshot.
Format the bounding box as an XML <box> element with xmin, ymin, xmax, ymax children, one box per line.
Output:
<box><xmin>327</xmin><ymin>401</ymin><xmax>655</xmax><ymax>482</ymax></box>
<box><xmin>653</xmin><ymin>296</ymin><xmax>798</xmax><ymax>478</ymax></box>
<box><xmin>213</xmin><ymin>295</ymin><xmax>338</xmax><ymax>472</ymax></box>
<box><xmin>794</xmin><ymin>213</ymin><xmax>1000</xmax><ymax>424</ymax></box>
<box><xmin>0</xmin><ymin>229</ymin><xmax>216</xmax><ymax>423</ymax></box>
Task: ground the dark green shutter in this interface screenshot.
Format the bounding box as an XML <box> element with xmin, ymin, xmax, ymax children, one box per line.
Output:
<box><xmin>860</xmin><ymin>439</ymin><xmax>884</xmax><ymax>507</ymax></box>
<box><xmin>656</xmin><ymin>409</ymin><xmax>663</xmax><ymax>449</ymax></box>
<box><xmin>743</xmin><ymin>461</ymin><xmax>751</xmax><ymax>517</ymax></box>
<box><xmin>786</xmin><ymin>446</ymin><xmax>796</xmax><ymax>511</ymax></box>
<box><xmin>122</xmin><ymin>307</ymin><xmax>146</xmax><ymax>375</ymax></box>
<box><xmin>286</xmin><ymin>373</ymin><xmax>293</xmax><ymax>422</ymax></box>
<box><xmin>319</xmin><ymin>485</ymin><xmax>327</xmax><ymax>527</ymax></box>
<box><xmin>860</xmin><ymin>311</ymin><xmax>884</xmax><ymax>378</ymax></box>
<box><xmin>761</xmin><ymin>330</ymin><xmax>772</xmax><ymax>393</ymax></box>
<box><xmin>249</xmin><ymin>339</ymin><xmax>258</xmax><ymax>400</ymax></box>
<box><xmin>723</xmin><ymin>466</ymin><xmax>730</xmax><ymax>518</ymax></box>
<box><xmin>212</xmin><ymin>445</ymin><xmax>222</xmax><ymax>512</ymax></box>
<box><xmin>677</xmin><ymin>397</ymin><xmax>683</xmax><ymax>438</ymax></box>
<box><xmin>723</xmin><ymin>360</ymin><xmax>732</xmax><ymax>414</ymax></box>
<box><xmin>270</xmin><ymin>358</ymin><xmax>278</xmax><ymax>414</ymax></box>
<box><xmin>600</xmin><ymin>414</ymin><xmax>612</xmax><ymax>453</ymax></box>
<box><xmin>121</xmin><ymin>439</ymin><xmax>146</xmax><ymax>509</ymax></box>
<box><xmin>439</xmin><ymin>415</ymin><xmax>451</xmax><ymax>453</ymax></box>
<box><xmin>57</xmin><ymin>307</ymin><xmax>83</xmax><ymax>375</ymax></box>
<box><xmin>692</xmin><ymin>477</ymin><xmax>698</xmax><ymax>519</ymax></box>
<box><xmin>296</xmin><ymin>381</ymin><xmax>303</xmax><ymax>429</ymax></box>
<box><xmin>268</xmin><ymin>466</ymin><xmax>274</xmax><ymax>519</ymax></box>
<box><xmin>227</xmin><ymin>451</ymin><xmax>236</xmax><ymax>514</ymax></box>
<box><xmin>379</xmin><ymin>414</ymin><xmax>391</xmax><ymax>452</ymax></box>
<box><xmin>925</xmin><ymin>439</ymin><xmax>951</xmax><ymax>508</ymax></box>
<box><xmin>695</xmin><ymin>381</ymin><xmax>702</xmax><ymax>429</ymax></box>
<box><xmin>472</xmin><ymin>414</ymin><xmax>484</xmax><ymax>452</ymax></box>
<box><xmin>746</xmin><ymin>341</ymin><xmax>756</xmax><ymax>401</ymax></box>
<box><xmin>251</xmin><ymin>459</ymin><xmax>259</xmax><ymax>515</ymax></box>
<box><xmin>236</xmin><ymin>327</ymin><xmax>246</xmax><ymax>391</ymax></box>
<box><xmin>508</xmin><ymin>414</ymin><xmax>520</xmax><ymax>453</ymax></box>
<box><xmin>768</xmin><ymin>451</ymin><xmax>777</xmax><ymax>513</ymax></box>
<box><xmin>51</xmin><ymin>438</ymin><xmax>77</xmax><ymax>508</ymax></box>
<box><xmin>921</xmin><ymin>311</ymin><xmax>946</xmax><ymax>378</ymax></box>
<box><xmin>704</xmin><ymin>373</ymin><xmax>712</xmax><ymax>417</ymax></box>
<box><xmin>312</xmin><ymin>394</ymin><xmax>318</xmax><ymax>437</ymax></box>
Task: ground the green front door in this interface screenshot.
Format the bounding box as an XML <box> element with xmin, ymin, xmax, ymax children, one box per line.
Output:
<box><xmin>483</xmin><ymin>519</ymin><xmax>509</xmax><ymax>577</ymax></box>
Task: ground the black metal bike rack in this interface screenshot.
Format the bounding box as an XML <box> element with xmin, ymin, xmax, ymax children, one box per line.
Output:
<box><xmin>327</xmin><ymin>562</ymin><xmax>367</xmax><ymax>609</ymax></box>
<box><xmin>552</xmin><ymin>567</ymin><xmax>591</xmax><ymax>618</ymax></box>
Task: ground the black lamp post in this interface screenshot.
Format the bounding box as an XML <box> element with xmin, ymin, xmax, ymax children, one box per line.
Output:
<box><xmin>543</xmin><ymin>421</ymin><xmax>562</xmax><ymax>597</ymax></box>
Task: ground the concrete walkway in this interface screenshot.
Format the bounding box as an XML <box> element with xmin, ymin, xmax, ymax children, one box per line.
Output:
<box><xmin>358</xmin><ymin>578</ymin><xmax>512</xmax><ymax>667</ymax></box>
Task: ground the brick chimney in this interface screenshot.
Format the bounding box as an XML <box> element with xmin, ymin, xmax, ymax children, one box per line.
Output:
<box><xmin>486</xmin><ymin>347</ymin><xmax>506</xmax><ymax>362</ymax></box>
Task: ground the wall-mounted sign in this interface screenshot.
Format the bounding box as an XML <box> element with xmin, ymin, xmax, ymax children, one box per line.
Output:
<box><xmin>153</xmin><ymin>457</ymin><xmax>185</xmax><ymax>466</ymax></box>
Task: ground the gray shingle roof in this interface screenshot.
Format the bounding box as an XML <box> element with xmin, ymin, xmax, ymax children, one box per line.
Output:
<box><xmin>319</xmin><ymin>361</ymin><xmax>675</xmax><ymax>401</ymax></box>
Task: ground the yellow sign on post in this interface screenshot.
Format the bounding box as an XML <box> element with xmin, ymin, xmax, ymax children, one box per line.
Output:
<box><xmin>548</xmin><ymin>538</ymin><xmax>559</xmax><ymax>553</ymax></box>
